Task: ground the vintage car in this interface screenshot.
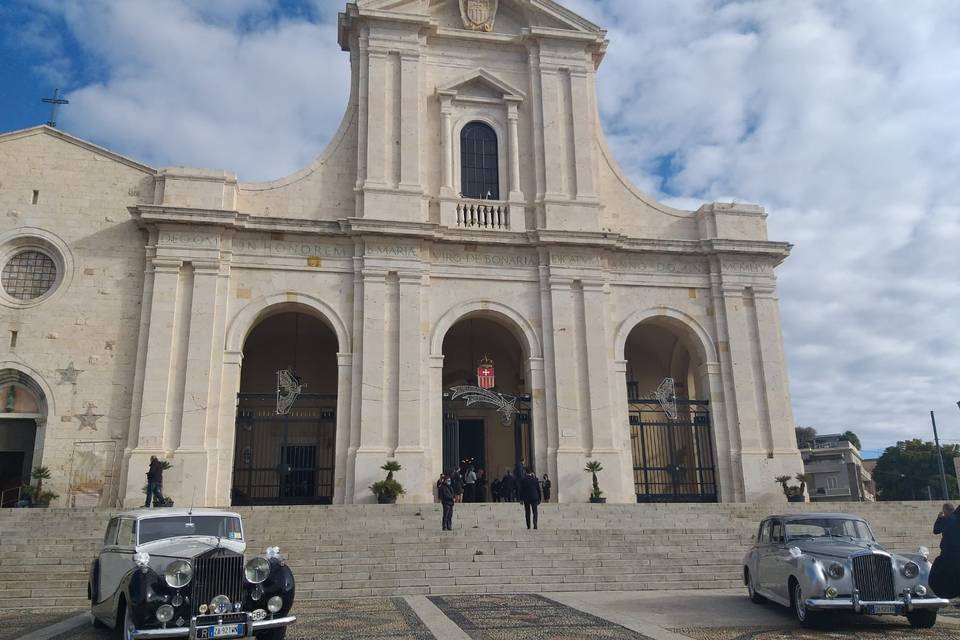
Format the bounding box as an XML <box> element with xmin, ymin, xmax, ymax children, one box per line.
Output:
<box><xmin>743</xmin><ymin>512</ymin><xmax>948</xmax><ymax>628</ymax></box>
<box><xmin>88</xmin><ymin>509</ymin><xmax>295</xmax><ymax>639</ymax></box>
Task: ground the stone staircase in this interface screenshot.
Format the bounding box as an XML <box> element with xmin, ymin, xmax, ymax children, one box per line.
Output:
<box><xmin>0</xmin><ymin>501</ymin><xmax>943</xmax><ymax>612</ymax></box>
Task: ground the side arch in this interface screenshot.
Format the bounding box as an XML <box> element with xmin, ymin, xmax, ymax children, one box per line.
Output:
<box><xmin>225</xmin><ymin>292</ymin><xmax>351</xmax><ymax>355</ymax></box>
<box><xmin>614</xmin><ymin>306</ymin><xmax>718</xmax><ymax>366</ymax></box>
<box><xmin>430</xmin><ymin>299</ymin><xmax>542</xmax><ymax>358</ymax></box>
<box><xmin>0</xmin><ymin>361</ymin><xmax>53</xmax><ymax>415</ymax></box>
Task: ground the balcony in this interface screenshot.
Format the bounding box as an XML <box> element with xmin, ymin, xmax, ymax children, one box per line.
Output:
<box><xmin>440</xmin><ymin>197</ymin><xmax>519</xmax><ymax>232</ymax></box>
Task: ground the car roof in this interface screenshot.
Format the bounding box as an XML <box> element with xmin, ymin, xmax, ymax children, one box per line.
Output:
<box><xmin>763</xmin><ymin>513</ymin><xmax>869</xmax><ymax>521</ymax></box>
<box><xmin>112</xmin><ymin>508</ymin><xmax>242</xmax><ymax>521</ymax></box>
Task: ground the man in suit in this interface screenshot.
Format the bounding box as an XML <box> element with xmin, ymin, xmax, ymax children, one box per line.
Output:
<box><xmin>440</xmin><ymin>474</ymin><xmax>456</xmax><ymax>531</ymax></box>
<box><xmin>519</xmin><ymin>470</ymin><xmax>542</xmax><ymax>530</ymax></box>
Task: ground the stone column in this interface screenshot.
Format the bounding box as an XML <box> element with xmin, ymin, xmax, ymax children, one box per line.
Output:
<box><xmin>363</xmin><ymin>50</ymin><xmax>388</xmax><ymax>189</ymax></box>
<box><xmin>399</xmin><ymin>52</ymin><xmax>421</xmax><ymax>190</ymax></box>
<box><xmin>568</xmin><ymin>68</ymin><xmax>598</xmax><ymax>199</ymax></box>
<box><xmin>213</xmin><ymin>350</ymin><xmax>242</xmax><ymax>506</ymax></box>
<box><xmin>427</xmin><ymin>354</ymin><xmax>445</xmax><ymax>492</ymax></box>
<box><xmin>539</xmin><ymin>67</ymin><xmax>566</xmax><ymax>199</ymax></box>
<box><xmin>394</xmin><ymin>272</ymin><xmax>430</xmax><ymax>501</ymax></box>
<box><xmin>353</xmin><ymin>269</ymin><xmax>389</xmax><ymax>501</ymax></box>
<box><xmin>123</xmin><ymin>258</ymin><xmax>182</xmax><ymax>505</ymax></box>
<box><xmin>528</xmin><ymin>357</ymin><xmax>548</xmax><ymax>478</ymax></box>
<box><xmin>549</xmin><ymin>277</ymin><xmax>586</xmax><ymax>502</ymax></box>
<box><xmin>612</xmin><ymin>360</ymin><xmax>636</xmax><ymax>503</ymax></box>
<box><xmin>440</xmin><ymin>97</ymin><xmax>455</xmax><ymax>198</ymax></box>
<box><xmin>173</xmin><ymin>261</ymin><xmax>222</xmax><ymax>506</ymax></box>
<box><xmin>507</xmin><ymin>101</ymin><xmax>522</xmax><ymax>201</ymax></box>
<box><xmin>333</xmin><ymin>352</ymin><xmax>353</xmax><ymax>504</ymax></box>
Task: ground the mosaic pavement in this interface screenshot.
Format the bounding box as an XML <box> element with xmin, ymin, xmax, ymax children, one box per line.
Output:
<box><xmin>672</xmin><ymin>626</ymin><xmax>960</xmax><ymax>640</ymax></box>
<box><xmin>428</xmin><ymin>593</ymin><xmax>652</xmax><ymax>640</ymax></box>
<box><xmin>47</xmin><ymin>599</ymin><xmax>434</xmax><ymax>640</ymax></box>
<box><xmin>0</xmin><ymin>610</ymin><xmax>72</xmax><ymax>640</ymax></box>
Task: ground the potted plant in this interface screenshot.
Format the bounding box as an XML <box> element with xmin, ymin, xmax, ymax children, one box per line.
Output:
<box><xmin>775</xmin><ymin>474</ymin><xmax>808</xmax><ymax>503</ymax></box>
<box><xmin>370</xmin><ymin>460</ymin><xmax>405</xmax><ymax>504</ymax></box>
<box><xmin>585</xmin><ymin>460</ymin><xmax>606</xmax><ymax>503</ymax></box>
<box><xmin>29</xmin><ymin>466</ymin><xmax>58</xmax><ymax>507</ymax></box>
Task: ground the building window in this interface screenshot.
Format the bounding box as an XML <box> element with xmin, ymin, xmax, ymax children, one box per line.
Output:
<box><xmin>1</xmin><ymin>250</ymin><xmax>57</xmax><ymax>300</ymax></box>
<box><xmin>460</xmin><ymin>121</ymin><xmax>499</xmax><ymax>199</ymax></box>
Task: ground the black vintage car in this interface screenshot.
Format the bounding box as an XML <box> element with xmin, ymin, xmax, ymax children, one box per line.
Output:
<box><xmin>88</xmin><ymin>509</ymin><xmax>295</xmax><ymax>639</ymax></box>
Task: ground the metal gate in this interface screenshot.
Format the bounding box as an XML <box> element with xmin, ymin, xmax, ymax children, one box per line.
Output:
<box><xmin>629</xmin><ymin>398</ymin><xmax>717</xmax><ymax>503</ymax></box>
<box><xmin>232</xmin><ymin>393</ymin><xmax>336</xmax><ymax>505</ymax></box>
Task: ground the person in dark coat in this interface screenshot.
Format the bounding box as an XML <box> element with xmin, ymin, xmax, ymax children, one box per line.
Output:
<box><xmin>452</xmin><ymin>469</ymin><xmax>464</xmax><ymax>503</ymax></box>
<box><xmin>514</xmin><ymin>459</ymin><xmax>526</xmax><ymax>498</ymax></box>
<box><xmin>144</xmin><ymin>456</ymin><xmax>166</xmax><ymax>507</ymax></box>
<box><xmin>439</xmin><ymin>474</ymin><xmax>455</xmax><ymax>531</ymax></box>
<box><xmin>931</xmin><ymin>503</ymin><xmax>960</xmax><ymax>598</ymax></box>
<box><xmin>491</xmin><ymin>477</ymin><xmax>502</xmax><ymax>503</ymax></box>
<box><xmin>463</xmin><ymin>465</ymin><xmax>476</xmax><ymax>503</ymax></box>
<box><xmin>475</xmin><ymin>469</ymin><xmax>487</xmax><ymax>502</ymax></box>
<box><xmin>542</xmin><ymin>474</ymin><xmax>552</xmax><ymax>503</ymax></box>
<box><xmin>519</xmin><ymin>471</ymin><xmax>542</xmax><ymax>530</ymax></box>
<box><xmin>500</xmin><ymin>470</ymin><xmax>515</xmax><ymax>503</ymax></box>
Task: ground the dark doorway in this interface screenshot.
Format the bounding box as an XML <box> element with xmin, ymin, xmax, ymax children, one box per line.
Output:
<box><xmin>457</xmin><ymin>419</ymin><xmax>485</xmax><ymax>471</ymax></box>
<box><xmin>0</xmin><ymin>451</ymin><xmax>24</xmax><ymax>507</ymax></box>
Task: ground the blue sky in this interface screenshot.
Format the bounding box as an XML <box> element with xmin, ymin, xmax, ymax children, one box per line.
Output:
<box><xmin>2</xmin><ymin>0</ymin><xmax>960</xmax><ymax>455</ymax></box>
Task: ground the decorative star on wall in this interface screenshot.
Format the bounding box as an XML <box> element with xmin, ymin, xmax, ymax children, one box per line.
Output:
<box><xmin>57</xmin><ymin>362</ymin><xmax>83</xmax><ymax>384</ymax></box>
<box><xmin>75</xmin><ymin>403</ymin><xmax>103</xmax><ymax>431</ymax></box>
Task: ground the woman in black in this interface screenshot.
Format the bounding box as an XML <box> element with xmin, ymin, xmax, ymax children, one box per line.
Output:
<box><xmin>439</xmin><ymin>474</ymin><xmax>455</xmax><ymax>531</ymax></box>
<box><xmin>542</xmin><ymin>474</ymin><xmax>552</xmax><ymax>503</ymax></box>
<box><xmin>931</xmin><ymin>503</ymin><xmax>960</xmax><ymax>598</ymax></box>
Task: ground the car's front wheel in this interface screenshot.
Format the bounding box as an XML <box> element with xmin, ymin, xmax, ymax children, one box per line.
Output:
<box><xmin>906</xmin><ymin>609</ymin><xmax>937</xmax><ymax>628</ymax></box>
<box><xmin>791</xmin><ymin>581</ymin><xmax>824</xmax><ymax>628</ymax></box>
<box><xmin>114</xmin><ymin>600</ymin><xmax>135</xmax><ymax>640</ymax></box>
<box><xmin>746</xmin><ymin>569</ymin><xmax>766</xmax><ymax>604</ymax></box>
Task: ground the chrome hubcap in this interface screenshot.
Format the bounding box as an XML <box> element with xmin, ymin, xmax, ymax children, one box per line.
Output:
<box><xmin>795</xmin><ymin>585</ymin><xmax>806</xmax><ymax>620</ymax></box>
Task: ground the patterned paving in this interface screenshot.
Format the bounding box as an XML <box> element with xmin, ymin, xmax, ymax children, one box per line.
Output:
<box><xmin>0</xmin><ymin>610</ymin><xmax>75</xmax><ymax>640</ymax></box>
<box><xmin>49</xmin><ymin>599</ymin><xmax>434</xmax><ymax>640</ymax></box>
<box><xmin>428</xmin><ymin>593</ymin><xmax>652</xmax><ymax>639</ymax></box>
<box><xmin>672</xmin><ymin>624</ymin><xmax>960</xmax><ymax>639</ymax></box>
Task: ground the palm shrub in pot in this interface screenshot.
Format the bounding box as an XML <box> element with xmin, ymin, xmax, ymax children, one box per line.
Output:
<box><xmin>775</xmin><ymin>474</ymin><xmax>808</xmax><ymax>503</ymax></box>
<box><xmin>370</xmin><ymin>460</ymin><xmax>405</xmax><ymax>504</ymax></box>
<box><xmin>585</xmin><ymin>460</ymin><xmax>606</xmax><ymax>503</ymax></box>
<box><xmin>29</xmin><ymin>466</ymin><xmax>59</xmax><ymax>507</ymax></box>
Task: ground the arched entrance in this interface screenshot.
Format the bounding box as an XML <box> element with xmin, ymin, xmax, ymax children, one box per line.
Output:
<box><xmin>624</xmin><ymin>319</ymin><xmax>718</xmax><ymax>503</ymax></box>
<box><xmin>231</xmin><ymin>311</ymin><xmax>338</xmax><ymax>505</ymax></box>
<box><xmin>441</xmin><ymin>316</ymin><xmax>532</xmax><ymax>494</ymax></box>
<box><xmin>0</xmin><ymin>369</ymin><xmax>47</xmax><ymax>507</ymax></box>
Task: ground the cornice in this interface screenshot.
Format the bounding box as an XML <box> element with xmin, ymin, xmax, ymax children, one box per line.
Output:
<box><xmin>128</xmin><ymin>206</ymin><xmax>791</xmax><ymax>263</ymax></box>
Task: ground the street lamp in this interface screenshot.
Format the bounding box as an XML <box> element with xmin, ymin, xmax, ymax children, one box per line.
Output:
<box><xmin>931</xmin><ymin>411</ymin><xmax>950</xmax><ymax>501</ymax></box>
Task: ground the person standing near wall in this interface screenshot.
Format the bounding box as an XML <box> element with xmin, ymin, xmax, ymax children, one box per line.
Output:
<box><xmin>542</xmin><ymin>474</ymin><xmax>552</xmax><ymax>503</ymax></box>
<box><xmin>519</xmin><ymin>470</ymin><xmax>542</xmax><ymax>530</ymax></box>
<box><xmin>144</xmin><ymin>456</ymin><xmax>166</xmax><ymax>508</ymax></box>
<box><xmin>440</xmin><ymin>473</ymin><xmax>456</xmax><ymax>531</ymax></box>
<box><xmin>464</xmin><ymin>465</ymin><xmax>477</xmax><ymax>503</ymax></box>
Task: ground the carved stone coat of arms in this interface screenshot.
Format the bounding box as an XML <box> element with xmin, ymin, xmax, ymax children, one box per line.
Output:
<box><xmin>460</xmin><ymin>0</ymin><xmax>499</xmax><ymax>32</ymax></box>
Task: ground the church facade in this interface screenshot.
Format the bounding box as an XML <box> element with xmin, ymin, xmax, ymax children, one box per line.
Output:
<box><xmin>0</xmin><ymin>0</ymin><xmax>803</xmax><ymax>508</ymax></box>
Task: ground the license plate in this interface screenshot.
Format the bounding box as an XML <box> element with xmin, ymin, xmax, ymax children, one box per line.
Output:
<box><xmin>866</xmin><ymin>604</ymin><xmax>900</xmax><ymax>615</ymax></box>
<box><xmin>196</xmin><ymin>623</ymin><xmax>244</xmax><ymax>638</ymax></box>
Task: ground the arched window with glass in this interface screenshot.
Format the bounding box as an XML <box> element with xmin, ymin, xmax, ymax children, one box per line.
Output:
<box><xmin>460</xmin><ymin>122</ymin><xmax>499</xmax><ymax>200</ymax></box>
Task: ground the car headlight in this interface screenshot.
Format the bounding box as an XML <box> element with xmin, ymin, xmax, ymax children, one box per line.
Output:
<box><xmin>164</xmin><ymin>560</ymin><xmax>193</xmax><ymax>588</ymax></box>
<box><xmin>902</xmin><ymin>561</ymin><xmax>920</xmax><ymax>579</ymax></box>
<box><xmin>156</xmin><ymin>604</ymin><xmax>175</xmax><ymax>623</ymax></box>
<box><xmin>245</xmin><ymin>557</ymin><xmax>271</xmax><ymax>584</ymax></box>
<box><xmin>827</xmin><ymin>562</ymin><xmax>845</xmax><ymax>579</ymax></box>
<box><xmin>267</xmin><ymin>595</ymin><xmax>283</xmax><ymax>613</ymax></box>
<box><xmin>133</xmin><ymin>551</ymin><xmax>151</xmax><ymax>568</ymax></box>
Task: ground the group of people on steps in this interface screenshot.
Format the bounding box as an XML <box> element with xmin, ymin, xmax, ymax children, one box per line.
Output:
<box><xmin>438</xmin><ymin>459</ymin><xmax>551</xmax><ymax>531</ymax></box>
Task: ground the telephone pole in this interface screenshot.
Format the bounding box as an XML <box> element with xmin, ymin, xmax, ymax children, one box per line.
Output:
<box><xmin>931</xmin><ymin>411</ymin><xmax>949</xmax><ymax>500</ymax></box>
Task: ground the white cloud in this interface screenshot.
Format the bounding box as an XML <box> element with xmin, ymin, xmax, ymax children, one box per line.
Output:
<box><xmin>17</xmin><ymin>0</ymin><xmax>960</xmax><ymax>451</ymax></box>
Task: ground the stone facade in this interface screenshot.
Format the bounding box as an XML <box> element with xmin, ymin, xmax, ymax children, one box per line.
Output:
<box><xmin>0</xmin><ymin>0</ymin><xmax>803</xmax><ymax>508</ymax></box>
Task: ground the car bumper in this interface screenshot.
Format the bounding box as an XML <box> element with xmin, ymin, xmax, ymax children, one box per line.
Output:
<box><xmin>806</xmin><ymin>594</ymin><xmax>948</xmax><ymax>614</ymax></box>
<box><xmin>129</xmin><ymin>615</ymin><xmax>296</xmax><ymax>638</ymax></box>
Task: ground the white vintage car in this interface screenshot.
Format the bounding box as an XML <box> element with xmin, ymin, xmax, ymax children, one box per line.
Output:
<box><xmin>743</xmin><ymin>513</ymin><xmax>948</xmax><ymax>628</ymax></box>
<box><xmin>88</xmin><ymin>509</ymin><xmax>296</xmax><ymax>639</ymax></box>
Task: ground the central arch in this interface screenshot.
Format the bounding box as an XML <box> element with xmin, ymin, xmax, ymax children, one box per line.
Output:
<box><xmin>429</xmin><ymin>300</ymin><xmax>545</xmax><ymax>499</ymax></box>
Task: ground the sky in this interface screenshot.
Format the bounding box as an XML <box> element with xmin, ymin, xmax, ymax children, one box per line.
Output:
<box><xmin>1</xmin><ymin>0</ymin><xmax>959</xmax><ymax>456</ymax></box>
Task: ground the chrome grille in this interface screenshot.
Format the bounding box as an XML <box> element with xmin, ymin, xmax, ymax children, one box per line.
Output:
<box><xmin>192</xmin><ymin>549</ymin><xmax>244</xmax><ymax>614</ymax></box>
<box><xmin>852</xmin><ymin>553</ymin><xmax>896</xmax><ymax>601</ymax></box>
<box><xmin>195</xmin><ymin>613</ymin><xmax>247</xmax><ymax>627</ymax></box>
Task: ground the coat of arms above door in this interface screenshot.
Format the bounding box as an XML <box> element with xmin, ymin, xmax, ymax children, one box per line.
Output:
<box><xmin>460</xmin><ymin>0</ymin><xmax>499</xmax><ymax>32</ymax></box>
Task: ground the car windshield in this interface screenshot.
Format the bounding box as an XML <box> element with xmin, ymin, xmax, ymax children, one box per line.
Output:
<box><xmin>138</xmin><ymin>515</ymin><xmax>243</xmax><ymax>545</ymax></box>
<box><xmin>785</xmin><ymin>518</ymin><xmax>874</xmax><ymax>542</ymax></box>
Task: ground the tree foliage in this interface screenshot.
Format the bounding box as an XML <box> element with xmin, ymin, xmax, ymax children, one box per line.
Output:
<box><xmin>873</xmin><ymin>439</ymin><xmax>960</xmax><ymax>501</ymax></box>
<box><xmin>795</xmin><ymin>426</ymin><xmax>817</xmax><ymax>449</ymax></box>
<box><xmin>841</xmin><ymin>430</ymin><xmax>861</xmax><ymax>451</ymax></box>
